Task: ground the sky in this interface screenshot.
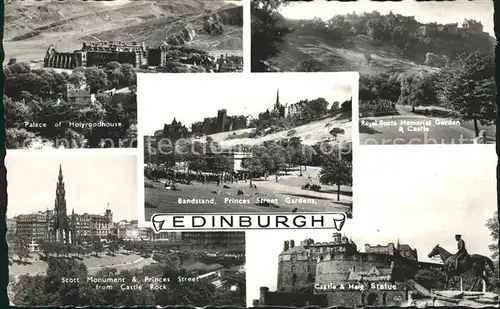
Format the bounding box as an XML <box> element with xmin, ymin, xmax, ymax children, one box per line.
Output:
<box><xmin>280</xmin><ymin>0</ymin><xmax>495</xmax><ymax>37</ymax></box>
<box><xmin>6</xmin><ymin>152</ymin><xmax>138</xmax><ymax>222</ymax></box>
<box><xmin>138</xmin><ymin>73</ymin><xmax>355</xmax><ymax>135</ymax></box>
<box><xmin>246</xmin><ymin>145</ymin><xmax>497</xmax><ymax>306</ymax></box>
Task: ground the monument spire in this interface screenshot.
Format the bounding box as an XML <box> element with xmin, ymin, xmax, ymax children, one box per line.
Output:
<box><xmin>54</xmin><ymin>164</ymin><xmax>69</xmax><ymax>243</ymax></box>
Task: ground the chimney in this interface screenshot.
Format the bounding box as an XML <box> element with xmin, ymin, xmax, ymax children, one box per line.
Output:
<box><xmin>290</xmin><ymin>239</ymin><xmax>295</xmax><ymax>248</ymax></box>
<box><xmin>259</xmin><ymin>287</ymin><xmax>269</xmax><ymax>305</ymax></box>
<box><xmin>284</xmin><ymin>240</ymin><xmax>289</xmax><ymax>252</ymax></box>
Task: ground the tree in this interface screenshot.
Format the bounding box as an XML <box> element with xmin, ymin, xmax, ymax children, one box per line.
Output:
<box><xmin>77</xmin><ymin>67</ymin><xmax>108</xmax><ymax>93</ymax></box>
<box><xmin>241</xmin><ymin>156</ymin><xmax>265</xmax><ymax>178</ymax></box>
<box><xmin>68</xmin><ymin>71</ymin><xmax>86</xmax><ymax>88</ymax></box>
<box><xmin>92</xmin><ymin>237</ymin><xmax>104</xmax><ymax>256</ymax></box>
<box><xmin>4</xmin><ymin>96</ymin><xmax>34</xmax><ymax>128</ymax></box>
<box><xmin>251</xmin><ymin>0</ymin><xmax>293</xmax><ymax>72</ymax></box>
<box><xmin>439</xmin><ymin>52</ymin><xmax>496</xmax><ymax>136</ymax></box>
<box><xmin>12</xmin><ymin>234</ymin><xmax>30</xmax><ymax>261</ymax></box>
<box><xmin>329</xmin><ymin>127</ymin><xmax>346</xmax><ymax>140</ymax></box>
<box><xmin>213</xmin><ymin>154</ymin><xmax>233</xmax><ymax>174</ymax></box>
<box><xmin>13</xmin><ymin>275</ymin><xmax>48</xmax><ymax>306</ymax></box>
<box><xmin>366</xmin><ymin>18</ymin><xmax>389</xmax><ymax>41</ymax></box>
<box><xmin>486</xmin><ymin>211</ymin><xmax>499</xmax><ymax>260</ymax></box>
<box><xmin>107</xmin><ymin>235</ymin><xmax>120</xmax><ymax>256</ymax></box>
<box><xmin>44</xmin><ymin>258</ymin><xmax>90</xmax><ymax>305</ymax></box>
<box><xmin>329</xmin><ymin>101</ymin><xmax>340</xmax><ymax>114</ymax></box>
<box><xmin>340</xmin><ymin>99</ymin><xmax>352</xmax><ymax>113</ymax></box>
<box><xmin>406</xmin><ymin>73</ymin><xmax>439</xmax><ymax>110</ymax></box>
<box><xmin>319</xmin><ymin>158</ymin><xmax>352</xmax><ymax>201</ymax></box>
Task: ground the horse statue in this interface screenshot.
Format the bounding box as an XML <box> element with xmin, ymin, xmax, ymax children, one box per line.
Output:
<box><xmin>428</xmin><ymin>244</ymin><xmax>495</xmax><ymax>291</ymax></box>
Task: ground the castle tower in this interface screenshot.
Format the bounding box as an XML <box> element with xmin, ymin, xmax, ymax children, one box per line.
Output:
<box><xmin>54</xmin><ymin>164</ymin><xmax>71</xmax><ymax>243</ymax></box>
<box><xmin>217</xmin><ymin>109</ymin><xmax>227</xmax><ymax>133</ymax></box>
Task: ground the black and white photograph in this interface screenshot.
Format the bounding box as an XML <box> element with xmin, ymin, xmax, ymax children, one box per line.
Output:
<box><xmin>3</xmin><ymin>0</ymin><xmax>243</xmax><ymax>149</ymax></box>
<box><xmin>139</xmin><ymin>73</ymin><xmax>355</xmax><ymax>222</ymax></box>
<box><xmin>251</xmin><ymin>0</ymin><xmax>495</xmax><ymax>145</ymax></box>
<box><xmin>6</xmin><ymin>153</ymin><xmax>246</xmax><ymax>307</ymax></box>
<box><xmin>4</xmin><ymin>0</ymin><xmax>243</xmax><ymax>73</ymax></box>
<box><xmin>247</xmin><ymin>147</ymin><xmax>499</xmax><ymax>308</ymax></box>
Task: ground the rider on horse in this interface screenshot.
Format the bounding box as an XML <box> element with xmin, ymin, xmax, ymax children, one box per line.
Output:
<box><xmin>451</xmin><ymin>234</ymin><xmax>468</xmax><ymax>271</ymax></box>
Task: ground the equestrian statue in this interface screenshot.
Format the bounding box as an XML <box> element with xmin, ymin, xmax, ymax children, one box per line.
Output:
<box><xmin>428</xmin><ymin>235</ymin><xmax>495</xmax><ymax>291</ymax></box>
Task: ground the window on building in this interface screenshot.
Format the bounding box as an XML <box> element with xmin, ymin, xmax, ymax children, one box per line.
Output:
<box><xmin>292</xmin><ymin>274</ymin><xmax>297</xmax><ymax>286</ymax></box>
<box><xmin>291</xmin><ymin>265</ymin><xmax>295</xmax><ymax>273</ymax></box>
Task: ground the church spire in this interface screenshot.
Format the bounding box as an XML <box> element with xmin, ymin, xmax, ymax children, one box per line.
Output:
<box><xmin>276</xmin><ymin>89</ymin><xmax>280</xmax><ymax>107</ymax></box>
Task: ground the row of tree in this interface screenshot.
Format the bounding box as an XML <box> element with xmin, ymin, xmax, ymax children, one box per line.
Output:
<box><xmin>5</xmin><ymin>61</ymin><xmax>136</xmax><ymax>101</ymax></box>
<box><xmin>8</xmin><ymin>233</ymin><xmax>124</xmax><ymax>263</ymax></box>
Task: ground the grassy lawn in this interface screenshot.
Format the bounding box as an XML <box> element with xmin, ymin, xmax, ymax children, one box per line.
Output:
<box><xmin>145</xmin><ymin>166</ymin><xmax>352</xmax><ymax>219</ymax></box>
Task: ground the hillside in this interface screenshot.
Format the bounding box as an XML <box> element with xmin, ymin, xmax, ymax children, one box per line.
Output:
<box><xmin>263</xmin><ymin>12</ymin><xmax>494</xmax><ymax>75</ymax></box>
<box><xmin>271</xmin><ymin>31</ymin><xmax>442</xmax><ymax>75</ymax></box>
<box><xmin>197</xmin><ymin>114</ymin><xmax>351</xmax><ymax>148</ymax></box>
<box><xmin>4</xmin><ymin>0</ymin><xmax>242</xmax><ymax>63</ymax></box>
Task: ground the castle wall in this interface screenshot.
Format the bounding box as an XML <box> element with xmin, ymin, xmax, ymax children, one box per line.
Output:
<box><xmin>258</xmin><ymin>287</ymin><xmax>327</xmax><ymax>307</ymax></box>
<box><xmin>87</xmin><ymin>51</ymin><xmax>134</xmax><ymax>67</ymax></box>
<box><xmin>277</xmin><ymin>256</ymin><xmax>316</xmax><ymax>292</ymax></box>
<box><xmin>315</xmin><ymin>252</ymin><xmax>391</xmax><ymax>286</ymax></box>
<box><xmin>324</xmin><ymin>290</ymin><xmax>407</xmax><ymax>307</ymax></box>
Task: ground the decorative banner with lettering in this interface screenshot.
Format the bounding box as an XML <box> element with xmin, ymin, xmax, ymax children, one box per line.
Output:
<box><xmin>151</xmin><ymin>213</ymin><xmax>347</xmax><ymax>232</ymax></box>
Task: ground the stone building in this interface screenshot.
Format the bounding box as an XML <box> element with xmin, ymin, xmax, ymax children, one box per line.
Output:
<box><xmin>6</xmin><ymin>218</ymin><xmax>16</xmax><ymax>239</ymax></box>
<box><xmin>163</xmin><ymin>118</ymin><xmax>190</xmax><ymax>141</ymax></box>
<box><xmin>259</xmin><ymin>89</ymin><xmax>287</xmax><ymax>121</ymax></box>
<box><xmin>437</xmin><ymin>23</ymin><xmax>459</xmax><ymax>35</ymax></box>
<box><xmin>191</xmin><ymin>109</ymin><xmax>248</xmax><ymax>135</ymax></box>
<box><xmin>287</xmin><ymin>101</ymin><xmax>305</xmax><ymax>117</ymax></box>
<box><xmin>65</xmin><ymin>84</ymin><xmax>96</xmax><ymax>105</ymax></box>
<box><xmin>365</xmin><ymin>240</ymin><xmax>418</xmax><ymax>261</ymax></box>
<box><xmin>14</xmin><ymin>211</ymin><xmax>54</xmax><ymax>243</ymax></box>
<box><xmin>48</xmin><ymin>164</ymin><xmax>73</xmax><ymax>243</ymax></box>
<box><xmin>277</xmin><ymin>233</ymin><xmax>358</xmax><ymax>292</ymax></box>
<box><xmin>147</xmin><ymin>42</ymin><xmax>176</xmax><ymax>67</ymax></box>
<box><xmin>44</xmin><ymin>41</ymin><xmax>148</xmax><ymax>69</ymax></box>
<box><xmin>462</xmin><ymin>19</ymin><xmax>484</xmax><ymax>33</ymax></box>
